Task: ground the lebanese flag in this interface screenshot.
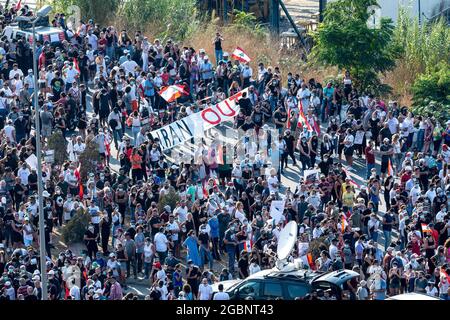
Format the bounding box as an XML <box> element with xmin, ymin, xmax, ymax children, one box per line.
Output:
<box><xmin>341</xmin><ymin>214</ymin><xmax>348</xmax><ymax>233</ymax></box>
<box><xmin>231</xmin><ymin>47</ymin><xmax>251</xmax><ymax>63</ymax></box>
<box><xmin>297</xmin><ymin>101</ymin><xmax>312</xmax><ymax>131</ymax></box>
<box><xmin>306</xmin><ymin>253</ymin><xmax>316</xmax><ymax>270</ymax></box>
<box><xmin>73</xmin><ymin>58</ymin><xmax>80</xmax><ymax>73</ymax></box>
<box><xmin>104</xmin><ymin>134</ymin><xmax>111</xmax><ymax>157</ymax></box>
<box><xmin>440</xmin><ymin>267</ymin><xmax>450</xmax><ymax>284</ymax></box>
<box><xmin>312</xmin><ymin>117</ymin><xmax>321</xmax><ymax>136</ymax></box>
<box><xmin>202</xmin><ymin>181</ymin><xmax>209</xmax><ymax>198</ymax></box>
<box><xmin>15</xmin><ymin>0</ymin><xmax>22</xmax><ymax>11</ymax></box>
<box><xmin>74</xmin><ymin>163</ymin><xmax>81</xmax><ymax>181</ymax></box>
<box><xmin>79</xmin><ymin>183</ymin><xmax>84</xmax><ymax>200</ymax></box>
<box><xmin>286</xmin><ymin>107</ymin><xmax>291</xmax><ymax>129</ymax></box>
<box><xmin>244</xmin><ymin>239</ymin><xmax>252</xmax><ymax>252</ymax></box>
<box><xmin>387</xmin><ymin>158</ymin><xmax>394</xmax><ymax>176</ymax></box>
<box><xmin>158</xmin><ymin>85</ymin><xmax>188</xmax><ymax>103</ymax></box>
<box><xmin>421</xmin><ymin>223</ymin><xmax>432</xmax><ymax>233</ymax></box>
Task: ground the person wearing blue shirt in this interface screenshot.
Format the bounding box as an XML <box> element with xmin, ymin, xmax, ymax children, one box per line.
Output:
<box><xmin>208</xmin><ymin>213</ymin><xmax>221</xmax><ymax>260</ymax></box>
<box><xmin>143</xmin><ymin>75</ymin><xmax>156</xmax><ymax>108</ymax></box>
<box><xmin>322</xmin><ymin>82</ymin><xmax>335</xmax><ymax>122</ymax></box>
<box><xmin>372</xmin><ymin>277</ymin><xmax>387</xmax><ymax>300</ymax></box>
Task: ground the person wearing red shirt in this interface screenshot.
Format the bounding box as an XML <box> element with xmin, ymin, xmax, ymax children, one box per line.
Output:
<box><xmin>364</xmin><ymin>140</ymin><xmax>376</xmax><ymax>179</ymax></box>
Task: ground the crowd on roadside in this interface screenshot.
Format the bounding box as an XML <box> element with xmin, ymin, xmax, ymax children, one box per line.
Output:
<box><xmin>0</xmin><ymin>4</ymin><xmax>449</xmax><ymax>301</ymax></box>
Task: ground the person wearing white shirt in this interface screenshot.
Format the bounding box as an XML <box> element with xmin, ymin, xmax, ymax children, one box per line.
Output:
<box><xmin>410</xmin><ymin>183</ymin><xmax>421</xmax><ymax>205</ymax></box>
<box><xmin>297</xmin><ymin>84</ymin><xmax>311</xmax><ymax>112</ymax></box>
<box><xmin>121</xmin><ymin>55</ymin><xmax>139</xmax><ymax>77</ymax></box>
<box><xmin>248</xmin><ymin>261</ymin><xmax>261</xmax><ymax>275</ymax></box>
<box><xmin>69</xmin><ymin>284</ymin><xmax>81</xmax><ymax>300</ymax></box>
<box><xmin>9</xmin><ymin>65</ymin><xmax>23</xmax><ymax>80</ymax></box>
<box><xmin>329</xmin><ymin>239</ymin><xmax>338</xmax><ymax>260</ymax></box>
<box><xmin>213</xmin><ymin>284</ymin><xmax>230</xmax><ymax>300</ymax></box>
<box><xmin>17</xmin><ymin>164</ymin><xmax>31</xmax><ymax>186</ymax></box>
<box><xmin>87</xmin><ymin>32</ymin><xmax>98</xmax><ymax>50</ymax></box>
<box><xmin>198</xmin><ymin>278</ymin><xmax>213</xmax><ymax>300</ymax></box>
<box><xmin>154</xmin><ymin>229</ymin><xmax>169</xmax><ymax>258</ymax></box>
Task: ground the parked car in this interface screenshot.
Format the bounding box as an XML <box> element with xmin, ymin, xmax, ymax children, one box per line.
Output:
<box><xmin>2</xmin><ymin>24</ymin><xmax>66</xmax><ymax>46</ymax></box>
<box><xmin>212</xmin><ymin>268</ymin><xmax>359</xmax><ymax>300</ymax></box>
<box><xmin>386</xmin><ymin>293</ymin><xmax>441</xmax><ymax>300</ymax></box>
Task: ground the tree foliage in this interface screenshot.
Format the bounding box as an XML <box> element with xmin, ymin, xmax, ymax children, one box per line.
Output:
<box><xmin>311</xmin><ymin>0</ymin><xmax>401</xmax><ymax>96</ymax></box>
<box><xmin>46</xmin><ymin>130</ymin><xmax>67</xmax><ymax>165</ymax></box>
<box><xmin>77</xmin><ymin>141</ymin><xmax>101</xmax><ymax>182</ymax></box>
<box><xmin>157</xmin><ymin>187</ymin><xmax>180</xmax><ymax>213</ymax></box>
<box><xmin>411</xmin><ymin>62</ymin><xmax>450</xmax><ymax>124</ymax></box>
<box><xmin>119</xmin><ymin>0</ymin><xmax>199</xmax><ymax>41</ymax></box>
<box><xmin>48</xmin><ymin>0</ymin><xmax>121</xmax><ymax>25</ymax></box>
<box><xmin>61</xmin><ymin>208</ymin><xmax>90</xmax><ymax>244</ymax></box>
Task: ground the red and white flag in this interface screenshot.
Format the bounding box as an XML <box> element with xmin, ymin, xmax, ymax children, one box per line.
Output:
<box><xmin>286</xmin><ymin>107</ymin><xmax>291</xmax><ymax>129</ymax></box>
<box><xmin>297</xmin><ymin>101</ymin><xmax>312</xmax><ymax>131</ymax></box>
<box><xmin>387</xmin><ymin>158</ymin><xmax>394</xmax><ymax>176</ymax></box>
<box><xmin>244</xmin><ymin>239</ymin><xmax>253</xmax><ymax>252</ymax></box>
<box><xmin>421</xmin><ymin>223</ymin><xmax>432</xmax><ymax>233</ymax></box>
<box><xmin>340</xmin><ymin>214</ymin><xmax>348</xmax><ymax>233</ymax></box>
<box><xmin>73</xmin><ymin>58</ymin><xmax>80</xmax><ymax>74</ymax></box>
<box><xmin>15</xmin><ymin>0</ymin><xmax>22</xmax><ymax>11</ymax></box>
<box><xmin>231</xmin><ymin>47</ymin><xmax>251</xmax><ymax>63</ymax></box>
<box><xmin>158</xmin><ymin>85</ymin><xmax>188</xmax><ymax>103</ymax></box>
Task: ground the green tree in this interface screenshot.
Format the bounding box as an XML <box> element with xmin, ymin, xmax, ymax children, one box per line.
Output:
<box><xmin>46</xmin><ymin>131</ymin><xmax>67</xmax><ymax>165</ymax></box>
<box><xmin>311</xmin><ymin>0</ymin><xmax>401</xmax><ymax>95</ymax></box>
<box><xmin>411</xmin><ymin>62</ymin><xmax>450</xmax><ymax>124</ymax></box>
<box><xmin>77</xmin><ymin>141</ymin><xmax>101</xmax><ymax>182</ymax></box>
<box><xmin>48</xmin><ymin>0</ymin><xmax>121</xmax><ymax>25</ymax></box>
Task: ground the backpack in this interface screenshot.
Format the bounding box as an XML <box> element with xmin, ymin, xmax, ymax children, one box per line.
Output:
<box><xmin>109</xmin><ymin>118</ymin><xmax>118</xmax><ymax>130</ymax></box>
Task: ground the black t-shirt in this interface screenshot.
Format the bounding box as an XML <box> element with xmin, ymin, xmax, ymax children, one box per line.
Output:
<box><xmin>198</xmin><ymin>232</ymin><xmax>209</xmax><ymax>247</ymax></box>
<box><xmin>379</xmin><ymin>143</ymin><xmax>392</xmax><ymax>163</ymax></box>
<box><xmin>283</xmin><ymin>135</ymin><xmax>295</xmax><ymax>151</ymax></box>
<box><xmin>214</xmin><ymin>38</ymin><xmax>222</xmax><ymax>51</ymax></box>
<box><xmin>150</xmin><ymin>216</ymin><xmax>161</xmax><ymax>235</ymax></box>
<box><xmin>274</xmin><ymin>111</ymin><xmax>287</xmax><ymax>128</ymax></box>
<box><xmin>382</xmin><ymin>213</ymin><xmax>393</xmax><ymax>231</ymax></box>
<box><xmin>238</xmin><ymin>98</ymin><xmax>252</xmax><ymax>117</ymax></box>
<box><xmin>238</xmin><ymin>257</ymin><xmax>249</xmax><ymax>278</ymax></box>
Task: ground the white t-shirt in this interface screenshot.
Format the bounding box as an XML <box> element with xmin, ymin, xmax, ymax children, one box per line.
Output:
<box><xmin>166</xmin><ymin>221</ymin><xmax>179</xmax><ymax>241</ymax></box>
<box><xmin>198</xmin><ymin>284</ymin><xmax>213</xmax><ymax>300</ymax></box>
<box><xmin>267</xmin><ymin>175</ymin><xmax>279</xmax><ymax>193</ymax></box>
<box><xmin>213</xmin><ymin>292</ymin><xmax>230</xmax><ymax>300</ymax></box>
<box><xmin>154</xmin><ymin>232</ymin><xmax>169</xmax><ymax>252</ymax></box>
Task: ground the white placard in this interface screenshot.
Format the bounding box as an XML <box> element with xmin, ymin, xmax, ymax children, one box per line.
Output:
<box><xmin>303</xmin><ymin>169</ymin><xmax>319</xmax><ymax>183</ymax></box>
<box><xmin>50</xmin><ymin>34</ymin><xmax>59</xmax><ymax>43</ymax></box>
<box><xmin>25</xmin><ymin>154</ymin><xmax>38</xmax><ymax>170</ymax></box>
<box><xmin>270</xmin><ymin>200</ymin><xmax>285</xmax><ymax>224</ymax></box>
<box><xmin>354</xmin><ymin>130</ymin><xmax>365</xmax><ymax>145</ymax></box>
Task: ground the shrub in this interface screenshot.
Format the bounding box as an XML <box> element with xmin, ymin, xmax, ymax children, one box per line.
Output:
<box><xmin>61</xmin><ymin>209</ymin><xmax>90</xmax><ymax>244</ymax></box>
<box><xmin>411</xmin><ymin>62</ymin><xmax>450</xmax><ymax>124</ymax></box>
<box><xmin>46</xmin><ymin>130</ymin><xmax>67</xmax><ymax>165</ymax></box>
<box><xmin>77</xmin><ymin>141</ymin><xmax>101</xmax><ymax>182</ymax></box>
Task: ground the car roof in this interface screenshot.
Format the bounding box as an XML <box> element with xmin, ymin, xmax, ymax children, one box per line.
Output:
<box><xmin>311</xmin><ymin>269</ymin><xmax>359</xmax><ymax>285</ymax></box>
<box><xmin>4</xmin><ymin>25</ymin><xmax>64</xmax><ymax>35</ymax></box>
<box><xmin>248</xmin><ymin>268</ymin><xmax>322</xmax><ymax>282</ymax></box>
<box><xmin>386</xmin><ymin>293</ymin><xmax>441</xmax><ymax>300</ymax></box>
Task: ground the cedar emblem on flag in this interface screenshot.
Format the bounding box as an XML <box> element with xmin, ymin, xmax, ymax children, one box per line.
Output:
<box><xmin>158</xmin><ymin>85</ymin><xmax>188</xmax><ymax>103</ymax></box>
<box><xmin>297</xmin><ymin>100</ymin><xmax>313</xmax><ymax>131</ymax></box>
<box><xmin>231</xmin><ymin>47</ymin><xmax>251</xmax><ymax>63</ymax></box>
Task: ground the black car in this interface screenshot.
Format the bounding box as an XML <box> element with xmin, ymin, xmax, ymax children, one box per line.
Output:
<box><xmin>212</xmin><ymin>269</ymin><xmax>359</xmax><ymax>300</ymax></box>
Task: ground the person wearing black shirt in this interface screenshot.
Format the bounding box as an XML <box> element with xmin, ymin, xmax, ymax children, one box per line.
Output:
<box><xmin>237</xmin><ymin>92</ymin><xmax>252</xmax><ymax>117</ymax></box>
<box><xmin>238</xmin><ymin>251</ymin><xmax>249</xmax><ymax>279</ymax></box>
<box><xmin>283</xmin><ymin>130</ymin><xmax>296</xmax><ymax>166</ymax></box>
<box><xmin>240</xmin><ymin>116</ymin><xmax>254</xmax><ymax>132</ymax></box>
<box><xmin>273</xmin><ymin>107</ymin><xmax>287</xmax><ymax>131</ymax></box>
<box><xmin>379</xmin><ymin>138</ymin><xmax>393</xmax><ymax>180</ymax></box>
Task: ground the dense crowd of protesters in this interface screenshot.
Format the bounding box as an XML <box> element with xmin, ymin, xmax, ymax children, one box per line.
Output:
<box><xmin>0</xmin><ymin>4</ymin><xmax>449</xmax><ymax>301</ymax></box>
